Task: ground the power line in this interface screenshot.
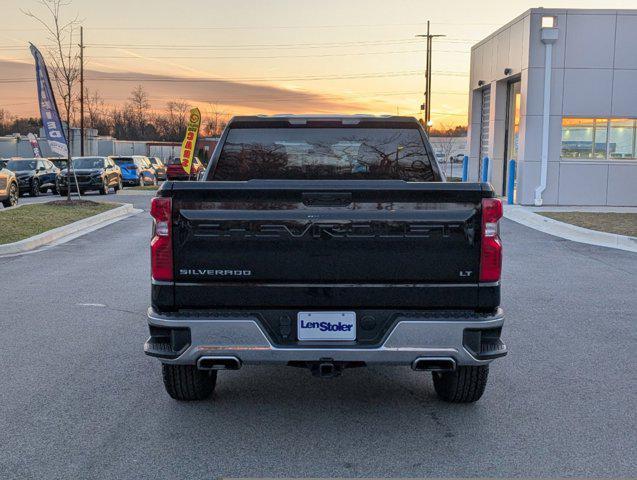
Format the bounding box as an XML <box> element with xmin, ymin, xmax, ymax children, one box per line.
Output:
<box><xmin>85</xmin><ymin>49</ymin><xmax>470</xmax><ymax>60</ymax></box>
<box><xmin>85</xmin><ymin>40</ymin><xmax>423</xmax><ymax>51</ymax></box>
<box><xmin>0</xmin><ymin>21</ymin><xmax>500</xmax><ymax>32</ymax></box>
<box><xmin>1</xmin><ymin>38</ymin><xmax>478</xmax><ymax>53</ymax></box>
<box><xmin>2</xmin><ymin>48</ymin><xmax>471</xmax><ymax>60</ymax></box>
<box><xmin>86</xmin><ymin>39</ymin><xmax>476</xmax><ymax>50</ymax></box>
<box><xmin>0</xmin><ymin>69</ymin><xmax>469</xmax><ymax>85</ymax></box>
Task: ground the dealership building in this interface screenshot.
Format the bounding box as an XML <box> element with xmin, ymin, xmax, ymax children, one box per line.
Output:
<box><xmin>467</xmin><ymin>8</ymin><xmax>637</xmax><ymax>206</ymax></box>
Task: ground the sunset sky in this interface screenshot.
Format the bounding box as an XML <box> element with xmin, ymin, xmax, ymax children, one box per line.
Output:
<box><xmin>1</xmin><ymin>0</ymin><xmax>635</xmax><ymax>127</ymax></box>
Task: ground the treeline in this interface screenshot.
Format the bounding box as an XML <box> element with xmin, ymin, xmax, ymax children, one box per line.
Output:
<box><xmin>0</xmin><ymin>110</ymin><xmax>41</xmax><ymax>136</ymax></box>
<box><xmin>428</xmin><ymin>125</ymin><xmax>467</xmax><ymax>137</ymax></box>
<box><xmin>0</xmin><ymin>85</ymin><xmax>230</xmax><ymax>142</ymax></box>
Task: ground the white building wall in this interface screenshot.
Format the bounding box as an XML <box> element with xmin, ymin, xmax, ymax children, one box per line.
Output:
<box><xmin>468</xmin><ymin>8</ymin><xmax>637</xmax><ymax>206</ymax></box>
<box><xmin>467</xmin><ymin>10</ymin><xmax>530</xmax><ymax>195</ymax></box>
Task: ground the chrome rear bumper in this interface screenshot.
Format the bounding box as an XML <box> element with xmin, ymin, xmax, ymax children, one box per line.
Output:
<box><xmin>145</xmin><ymin>308</ymin><xmax>506</xmax><ymax>367</ymax></box>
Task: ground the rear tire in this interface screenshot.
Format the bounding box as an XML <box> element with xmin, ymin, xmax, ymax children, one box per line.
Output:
<box><xmin>30</xmin><ymin>179</ymin><xmax>40</xmax><ymax>197</ymax></box>
<box><xmin>432</xmin><ymin>365</ymin><xmax>489</xmax><ymax>403</ymax></box>
<box><xmin>162</xmin><ymin>364</ymin><xmax>217</xmax><ymax>401</ymax></box>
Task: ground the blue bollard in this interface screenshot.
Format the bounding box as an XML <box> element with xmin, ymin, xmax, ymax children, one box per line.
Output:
<box><xmin>507</xmin><ymin>159</ymin><xmax>517</xmax><ymax>204</ymax></box>
<box><xmin>461</xmin><ymin>156</ymin><xmax>468</xmax><ymax>182</ymax></box>
<box><xmin>481</xmin><ymin>157</ymin><xmax>490</xmax><ymax>183</ymax></box>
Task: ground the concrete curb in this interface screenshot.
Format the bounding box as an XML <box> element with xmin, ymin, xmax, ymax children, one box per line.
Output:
<box><xmin>117</xmin><ymin>189</ymin><xmax>158</xmax><ymax>196</ymax></box>
<box><xmin>0</xmin><ymin>203</ymin><xmax>140</xmax><ymax>256</ymax></box>
<box><xmin>504</xmin><ymin>205</ymin><xmax>637</xmax><ymax>253</ymax></box>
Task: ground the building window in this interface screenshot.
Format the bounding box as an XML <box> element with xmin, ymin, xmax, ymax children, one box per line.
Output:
<box><xmin>561</xmin><ymin>118</ymin><xmax>609</xmax><ymax>159</ymax></box>
<box><xmin>561</xmin><ymin>118</ymin><xmax>637</xmax><ymax>160</ymax></box>
<box><xmin>608</xmin><ymin>119</ymin><xmax>637</xmax><ymax>159</ymax></box>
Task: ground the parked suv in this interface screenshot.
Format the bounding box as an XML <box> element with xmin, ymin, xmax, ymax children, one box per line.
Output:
<box><xmin>58</xmin><ymin>157</ymin><xmax>122</xmax><ymax>195</ymax></box>
<box><xmin>149</xmin><ymin>157</ymin><xmax>167</xmax><ymax>181</ymax></box>
<box><xmin>0</xmin><ymin>164</ymin><xmax>19</xmax><ymax>207</ymax></box>
<box><xmin>50</xmin><ymin>158</ymin><xmax>69</xmax><ymax>171</ymax></box>
<box><xmin>165</xmin><ymin>156</ymin><xmax>204</xmax><ymax>181</ymax></box>
<box><xmin>110</xmin><ymin>156</ymin><xmax>157</xmax><ymax>186</ymax></box>
<box><xmin>5</xmin><ymin>158</ymin><xmax>59</xmax><ymax>196</ymax></box>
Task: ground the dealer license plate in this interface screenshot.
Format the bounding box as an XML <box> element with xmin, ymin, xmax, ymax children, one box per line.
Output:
<box><xmin>297</xmin><ymin>312</ymin><xmax>356</xmax><ymax>341</ymax></box>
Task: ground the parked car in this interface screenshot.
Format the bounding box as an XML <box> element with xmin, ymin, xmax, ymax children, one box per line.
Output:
<box><xmin>58</xmin><ymin>156</ymin><xmax>122</xmax><ymax>196</ymax></box>
<box><xmin>110</xmin><ymin>156</ymin><xmax>157</xmax><ymax>186</ymax></box>
<box><xmin>5</xmin><ymin>158</ymin><xmax>59</xmax><ymax>196</ymax></box>
<box><xmin>145</xmin><ymin>115</ymin><xmax>506</xmax><ymax>403</ymax></box>
<box><xmin>165</xmin><ymin>156</ymin><xmax>204</xmax><ymax>181</ymax></box>
<box><xmin>50</xmin><ymin>158</ymin><xmax>69</xmax><ymax>171</ymax></box>
<box><xmin>0</xmin><ymin>164</ymin><xmax>19</xmax><ymax>207</ymax></box>
<box><xmin>148</xmin><ymin>157</ymin><xmax>166</xmax><ymax>181</ymax></box>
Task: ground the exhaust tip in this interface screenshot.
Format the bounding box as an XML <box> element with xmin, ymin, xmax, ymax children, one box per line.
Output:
<box><xmin>197</xmin><ymin>356</ymin><xmax>241</xmax><ymax>371</ymax></box>
<box><xmin>412</xmin><ymin>357</ymin><xmax>456</xmax><ymax>372</ymax></box>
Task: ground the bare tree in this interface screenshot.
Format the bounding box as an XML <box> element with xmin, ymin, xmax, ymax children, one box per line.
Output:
<box><xmin>23</xmin><ymin>0</ymin><xmax>81</xmax><ymax>201</ymax></box>
<box><xmin>161</xmin><ymin>100</ymin><xmax>190</xmax><ymax>140</ymax></box>
<box><xmin>204</xmin><ymin>103</ymin><xmax>229</xmax><ymax>137</ymax></box>
<box><xmin>84</xmin><ymin>88</ymin><xmax>110</xmax><ymax>134</ymax></box>
<box><xmin>0</xmin><ymin>109</ymin><xmax>12</xmax><ymax>135</ymax></box>
<box><xmin>429</xmin><ymin>122</ymin><xmax>460</xmax><ymax>177</ymax></box>
<box><xmin>128</xmin><ymin>85</ymin><xmax>150</xmax><ymax>138</ymax></box>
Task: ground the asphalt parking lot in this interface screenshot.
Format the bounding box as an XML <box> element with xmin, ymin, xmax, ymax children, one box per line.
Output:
<box><xmin>1</xmin><ymin>193</ymin><xmax>636</xmax><ymax>478</ymax></box>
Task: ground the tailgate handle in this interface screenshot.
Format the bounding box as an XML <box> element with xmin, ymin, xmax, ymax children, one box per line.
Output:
<box><xmin>302</xmin><ymin>192</ymin><xmax>352</xmax><ymax>206</ymax></box>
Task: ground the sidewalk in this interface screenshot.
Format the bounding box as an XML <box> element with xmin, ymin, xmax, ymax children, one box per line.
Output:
<box><xmin>504</xmin><ymin>204</ymin><xmax>637</xmax><ymax>253</ymax></box>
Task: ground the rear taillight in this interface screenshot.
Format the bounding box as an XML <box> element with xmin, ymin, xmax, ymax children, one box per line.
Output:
<box><xmin>479</xmin><ymin>198</ymin><xmax>503</xmax><ymax>283</ymax></box>
<box><xmin>150</xmin><ymin>197</ymin><xmax>173</xmax><ymax>281</ymax></box>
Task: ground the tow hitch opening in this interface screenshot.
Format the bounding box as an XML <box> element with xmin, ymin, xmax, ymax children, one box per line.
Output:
<box><xmin>287</xmin><ymin>360</ymin><xmax>366</xmax><ymax>377</ymax></box>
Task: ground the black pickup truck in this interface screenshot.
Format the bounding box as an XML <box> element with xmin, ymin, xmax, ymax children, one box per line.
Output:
<box><xmin>145</xmin><ymin>115</ymin><xmax>506</xmax><ymax>403</ymax></box>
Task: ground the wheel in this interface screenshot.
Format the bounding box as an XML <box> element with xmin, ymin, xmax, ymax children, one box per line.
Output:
<box><xmin>59</xmin><ymin>189</ymin><xmax>67</xmax><ymax>197</ymax></box>
<box><xmin>432</xmin><ymin>365</ymin><xmax>489</xmax><ymax>403</ymax></box>
<box><xmin>100</xmin><ymin>179</ymin><xmax>109</xmax><ymax>195</ymax></box>
<box><xmin>161</xmin><ymin>364</ymin><xmax>217</xmax><ymax>401</ymax></box>
<box><xmin>2</xmin><ymin>182</ymin><xmax>18</xmax><ymax>207</ymax></box>
<box><xmin>114</xmin><ymin>177</ymin><xmax>122</xmax><ymax>192</ymax></box>
<box><xmin>30</xmin><ymin>179</ymin><xmax>40</xmax><ymax>197</ymax></box>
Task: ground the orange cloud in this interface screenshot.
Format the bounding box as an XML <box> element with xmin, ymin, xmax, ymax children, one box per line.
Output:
<box><xmin>0</xmin><ymin>59</ymin><xmax>369</xmax><ymax>117</ymax></box>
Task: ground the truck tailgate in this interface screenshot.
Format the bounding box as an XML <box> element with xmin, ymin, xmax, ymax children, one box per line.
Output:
<box><xmin>161</xmin><ymin>181</ymin><xmax>497</xmax><ymax>310</ymax></box>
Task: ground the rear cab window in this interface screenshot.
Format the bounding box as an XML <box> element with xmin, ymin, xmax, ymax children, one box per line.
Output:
<box><xmin>209</xmin><ymin>119</ymin><xmax>440</xmax><ymax>182</ymax></box>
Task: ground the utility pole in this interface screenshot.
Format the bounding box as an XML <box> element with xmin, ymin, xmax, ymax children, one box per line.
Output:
<box><xmin>79</xmin><ymin>26</ymin><xmax>84</xmax><ymax>156</ymax></box>
<box><xmin>416</xmin><ymin>22</ymin><xmax>445</xmax><ymax>133</ymax></box>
